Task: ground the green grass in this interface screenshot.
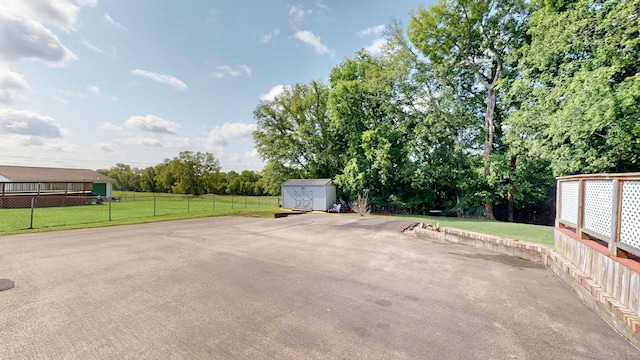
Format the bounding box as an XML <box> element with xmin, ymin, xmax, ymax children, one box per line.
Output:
<box><xmin>391</xmin><ymin>214</ymin><xmax>554</xmax><ymax>246</ymax></box>
<box><xmin>0</xmin><ymin>193</ymin><xmax>281</xmax><ymax>236</ymax></box>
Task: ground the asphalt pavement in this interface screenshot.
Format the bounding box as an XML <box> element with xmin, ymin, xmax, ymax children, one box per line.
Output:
<box><xmin>1</xmin><ymin>214</ymin><xmax>639</xmax><ymax>359</ymax></box>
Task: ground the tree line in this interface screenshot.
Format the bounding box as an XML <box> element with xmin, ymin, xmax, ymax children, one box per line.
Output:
<box><xmin>252</xmin><ymin>0</ymin><xmax>640</xmax><ymax>224</ymax></box>
<box><xmin>97</xmin><ymin>151</ymin><xmax>270</xmax><ymax>197</ymax></box>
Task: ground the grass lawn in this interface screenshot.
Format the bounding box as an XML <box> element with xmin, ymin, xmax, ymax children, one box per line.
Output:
<box><xmin>392</xmin><ymin>214</ymin><xmax>554</xmax><ymax>246</ymax></box>
<box><xmin>0</xmin><ymin>193</ymin><xmax>281</xmax><ymax>236</ymax></box>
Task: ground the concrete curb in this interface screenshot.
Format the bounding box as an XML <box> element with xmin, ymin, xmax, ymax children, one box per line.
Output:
<box><xmin>412</xmin><ymin>225</ymin><xmax>640</xmax><ymax>349</ymax></box>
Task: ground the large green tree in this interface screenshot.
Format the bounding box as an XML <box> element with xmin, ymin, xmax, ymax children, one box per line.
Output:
<box><xmin>97</xmin><ymin>163</ymin><xmax>141</xmax><ymax>192</ymax></box>
<box><xmin>506</xmin><ymin>0</ymin><xmax>640</xmax><ymax>176</ymax></box>
<box><xmin>329</xmin><ymin>47</ymin><xmax>420</xmax><ymax>208</ymax></box>
<box><xmin>253</xmin><ymin>81</ymin><xmax>340</xmax><ymax>186</ymax></box>
<box><xmin>155</xmin><ymin>151</ymin><xmax>221</xmax><ymax>195</ymax></box>
<box><xmin>408</xmin><ymin>0</ymin><xmax>529</xmax><ymax>218</ymax></box>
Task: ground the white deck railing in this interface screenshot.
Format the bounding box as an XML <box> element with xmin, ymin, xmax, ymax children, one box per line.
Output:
<box><xmin>557</xmin><ymin>173</ymin><xmax>640</xmax><ymax>258</ymax></box>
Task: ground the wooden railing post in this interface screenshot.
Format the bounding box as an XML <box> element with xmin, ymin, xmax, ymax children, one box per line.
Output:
<box><xmin>577</xmin><ymin>179</ymin><xmax>587</xmax><ymax>239</ymax></box>
<box><xmin>609</xmin><ymin>179</ymin><xmax>624</xmax><ymax>257</ymax></box>
<box><xmin>555</xmin><ymin>180</ymin><xmax>562</xmax><ymax>228</ymax></box>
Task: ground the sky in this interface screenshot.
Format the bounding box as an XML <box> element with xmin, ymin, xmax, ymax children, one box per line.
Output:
<box><xmin>0</xmin><ymin>0</ymin><xmax>435</xmax><ymax>172</ymax></box>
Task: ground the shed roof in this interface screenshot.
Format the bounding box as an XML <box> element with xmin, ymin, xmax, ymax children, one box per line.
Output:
<box><xmin>282</xmin><ymin>178</ymin><xmax>333</xmax><ymax>187</ymax></box>
<box><xmin>0</xmin><ymin>165</ymin><xmax>113</xmax><ymax>183</ymax></box>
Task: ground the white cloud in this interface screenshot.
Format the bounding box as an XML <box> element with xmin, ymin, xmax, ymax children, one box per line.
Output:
<box><xmin>52</xmin><ymin>95</ymin><xmax>68</xmax><ymax>104</ymax></box>
<box><xmin>162</xmin><ymin>136</ymin><xmax>192</xmax><ymax>149</ymax></box>
<box><xmin>206</xmin><ymin>122</ymin><xmax>257</xmax><ymax>152</ymax></box>
<box><xmin>81</xmin><ymin>38</ymin><xmax>103</xmax><ymax>53</ymax></box>
<box><xmin>0</xmin><ymin>0</ymin><xmax>83</xmax><ymax>33</ymax></box>
<box><xmin>96</xmin><ymin>142</ymin><xmax>116</xmax><ymax>153</ymax></box>
<box><xmin>289</xmin><ymin>5</ymin><xmax>307</xmax><ymax>27</ymax></box>
<box><xmin>0</xmin><ymin>108</ymin><xmax>63</xmax><ymax>137</ymax></box>
<box><xmin>260</xmin><ymin>29</ymin><xmax>280</xmax><ymax>44</ymax></box>
<box><xmin>364</xmin><ymin>38</ymin><xmax>388</xmax><ymax>55</ymax></box>
<box><xmin>259</xmin><ymin>84</ymin><xmax>290</xmax><ymax>102</ymax></box>
<box><xmin>212</xmin><ymin>64</ymin><xmax>252</xmax><ymax>79</ymax></box>
<box><xmin>119</xmin><ymin>135</ymin><xmax>191</xmax><ymax>149</ymax></box>
<box><xmin>315</xmin><ymin>1</ymin><xmax>330</xmax><ymax>11</ymax></box>
<box><xmin>245</xmin><ymin>148</ymin><xmax>260</xmax><ymax>161</ymax></box>
<box><xmin>357</xmin><ymin>24</ymin><xmax>386</xmax><ymax>38</ymax></box>
<box><xmin>0</xmin><ymin>64</ymin><xmax>29</xmax><ymax>103</ymax></box>
<box><xmin>293</xmin><ymin>31</ymin><xmax>333</xmax><ymax>56</ymax></box>
<box><xmin>104</xmin><ymin>13</ymin><xmax>128</xmax><ymax>31</ymax></box>
<box><xmin>0</xmin><ymin>12</ymin><xmax>77</xmax><ymax>66</ymax></box>
<box><xmin>51</xmin><ymin>89</ymin><xmax>84</xmax><ymax>103</ymax></box>
<box><xmin>217</xmin><ymin>148</ymin><xmax>265</xmax><ymax>172</ymax></box>
<box><xmin>11</xmin><ymin>135</ymin><xmax>44</xmax><ymax>147</ymax></box>
<box><xmin>98</xmin><ymin>122</ymin><xmax>126</xmax><ymax>134</ymax></box>
<box><xmin>131</xmin><ymin>69</ymin><xmax>188</xmax><ymax>90</ymax></box>
<box><xmin>137</xmin><ymin>137</ymin><xmax>163</xmax><ymax>147</ymax></box>
<box><xmin>288</xmin><ymin>3</ymin><xmax>330</xmax><ymax>29</ymax></box>
<box><xmin>357</xmin><ymin>24</ymin><xmax>387</xmax><ymax>55</ymax></box>
<box><xmin>76</xmin><ymin>0</ymin><xmax>98</xmax><ymax>7</ymax></box>
<box><xmin>124</xmin><ymin>114</ymin><xmax>182</xmax><ymax>134</ymax></box>
<box><xmin>87</xmin><ymin>85</ymin><xmax>100</xmax><ymax>94</ymax></box>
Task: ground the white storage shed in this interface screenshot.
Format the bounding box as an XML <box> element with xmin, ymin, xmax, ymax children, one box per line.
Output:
<box><xmin>281</xmin><ymin>179</ymin><xmax>336</xmax><ymax>211</ymax></box>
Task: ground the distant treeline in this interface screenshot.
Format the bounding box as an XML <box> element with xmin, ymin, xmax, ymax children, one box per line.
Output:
<box><xmin>97</xmin><ymin>151</ymin><xmax>270</xmax><ymax>197</ymax></box>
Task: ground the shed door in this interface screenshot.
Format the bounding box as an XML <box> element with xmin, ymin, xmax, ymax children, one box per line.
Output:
<box><xmin>93</xmin><ymin>183</ymin><xmax>107</xmax><ymax>196</ymax></box>
<box><xmin>294</xmin><ymin>190</ymin><xmax>313</xmax><ymax>210</ymax></box>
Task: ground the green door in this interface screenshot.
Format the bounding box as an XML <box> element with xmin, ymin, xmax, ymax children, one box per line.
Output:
<box><xmin>93</xmin><ymin>183</ymin><xmax>107</xmax><ymax>196</ymax></box>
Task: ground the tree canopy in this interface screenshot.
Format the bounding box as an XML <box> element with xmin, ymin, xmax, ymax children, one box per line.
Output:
<box><xmin>408</xmin><ymin>0</ymin><xmax>530</xmax><ymax>218</ymax></box>
<box><xmin>505</xmin><ymin>0</ymin><xmax>640</xmax><ymax>176</ymax></box>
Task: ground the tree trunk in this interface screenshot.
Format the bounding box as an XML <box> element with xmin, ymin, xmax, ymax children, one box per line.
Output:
<box><xmin>484</xmin><ymin>87</ymin><xmax>496</xmax><ymax>220</ymax></box>
<box><xmin>456</xmin><ymin>191</ymin><xmax>464</xmax><ymax>217</ymax></box>
<box><xmin>507</xmin><ymin>155</ymin><xmax>516</xmax><ymax>222</ymax></box>
<box><xmin>456</xmin><ymin>143</ymin><xmax>464</xmax><ymax>218</ymax></box>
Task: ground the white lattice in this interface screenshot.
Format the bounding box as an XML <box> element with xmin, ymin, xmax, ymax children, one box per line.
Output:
<box><xmin>620</xmin><ymin>181</ymin><xmax>640</xmax><ymax>249</ymax></box>
<box><xmin>560</xmin><ymin>181</ymin><xmax>579</xmax><ymax>225</ymax></box>
<box><xmin>583</xmin><ymin>180</ymin><xmax>613</xmax><ymax>238</ymax></box>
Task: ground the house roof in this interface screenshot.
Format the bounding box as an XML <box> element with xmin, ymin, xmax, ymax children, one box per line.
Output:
<box><xmin>0</xmin><ymin>165</ymin><xmax>114</xmax><ymax>183</ymax></box>
<box><xmin>281</xmin><ymin>178</ymin><xmax>333</xmax><ymax>187</ymax></box>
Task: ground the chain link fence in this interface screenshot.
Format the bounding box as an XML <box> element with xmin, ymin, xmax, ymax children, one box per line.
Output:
<box><xmin>0</xmin><ymin>194</ymin><xmax>280</xmax><ymax>234</ymax></box>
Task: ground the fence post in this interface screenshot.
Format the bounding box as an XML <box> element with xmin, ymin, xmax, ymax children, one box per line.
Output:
<box><xmin>577</xmin><ymin>179</ymin><xmax>586</xmax><ymax>239</ymax></box>
<box><xmin>154</xmin><ymin>195</ymin><xmax>157</xmax><ymax>217</ymax></box>
<box><xmin>187</xmin><ymin>196</ymin><xmax>190</xmax><ymax>213</ymax></box>
<box><xmin>108</xmin><ymin>198</ymin><xmax>112</xmax><ymax>221</ymax></box>
<box><xmin>245</xmin><ymin>196</ymin><xmax>247</xmax><ymax>209</ymax></box>
<box><xmin>232</xmin><ymin>196</ymin><xmax>234</xmax><ymax>209</ymax></box>
<box><xmin>609</xmin><ymin>179</ymin><xmax>624</xmax><ymax>257</ymax></box>
<box><xmin>29</xmin><ymin>197</ymin><xmax>35</xmax><ymax>229</ymax></box>
<box><xmin>213</xmin><ymin>194</ymin><xmax>216</xmax><ymax>211</ymax></box>
<box><xmin>555</xmin><ymin>180</ymin><xmax>562</xmax><ymax>228</ymax></box>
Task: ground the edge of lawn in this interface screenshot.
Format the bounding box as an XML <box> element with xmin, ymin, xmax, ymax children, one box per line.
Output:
<box><xmin>376</xmin><ymin>214</ymin><xmax>555</xmax><ymax>246</ymax></box>
<box><xmin>0</xmin><ymin>208</ymin><xmax>282</xmax><ymax>236</ymax></box>
<box><xmin>2</xmin><ymin>207</ymin><xmax>555</xmax><ymax>248</ymax></box>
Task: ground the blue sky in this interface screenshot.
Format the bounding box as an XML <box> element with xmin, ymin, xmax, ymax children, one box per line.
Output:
<box><xmin>0</xmin><ymin>0</ymin><xmax>434</xmax><ymax>172</ymax></box>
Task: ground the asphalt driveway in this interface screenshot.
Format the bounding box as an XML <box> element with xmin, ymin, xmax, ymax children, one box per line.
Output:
<box><xmin>1</xmin><ymin>214</ymin><xmax>638</xmax><ymax>359</ymax></box>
